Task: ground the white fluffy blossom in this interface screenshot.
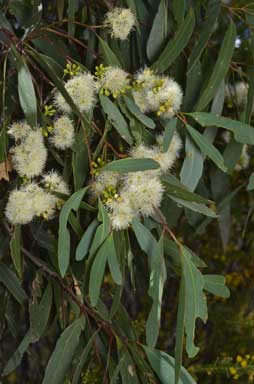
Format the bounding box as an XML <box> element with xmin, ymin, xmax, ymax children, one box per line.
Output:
<box><xmin>98</xmin><ymin>67</ymin><xmax>130</xmax><ymax>98</ymax></box>
<box><xmin>11</xmin><ymin>130</ymin><xmax>47</xmax><ymax>178</ymax></box>
<box><xmin>130</xmin><ymin>132</ymin><xmax>182</xmax><ymax>174</ymax></box>
<box><xmin>5</xmin><ymin>182</ymin><xmax>57</xmax><ymax>224</ymax></box>
<box><xmin>105</xmin><ymin>8</ymin><xmax>135</xmax><ymax>40</ymax></box>
<box><xmin>21</xmin><ymin>182</ymin><xmax>57</xmax><ymax>220</ymax></box>
<box><xmin>5</xmin><ymin>189</ymin><xmax>35</xmax><ymax>224</ymax></box>
<box><xmin>8</xmin><ymin>121</ymin><xmax>32</xmax><ymax>141</ymax></box>
<box><xmin>122</xmin><ymin>172</ymin><xmax>164</xmax><ymax>217</ymax></box>
<box><xmin>108</xmin><ymin>197</ymin><xmax>135</xmax><ymax>230</ymax></box>
<box><xmin>235</xmin><ymin>145</ymin><xmax>250</xmax><ymax>171</ymax></box>
<box><xmin>92</xmin><ymin>171</ymin><xmax>119</xmax><ymax>196</ymax></box>
<box><xmin>132</xmin><ymin>68</ymin><xmax>183</xmax><ymax>118</ymax></box>
<box><xmin>54</xmin><ymin>73</ymin><xmax>96</xmax><ymax>113</ymax></box>
<box><xmin>225</xmin><ymin>82</ymin><xmax>248</xmax><ymax>108</ymax></box>
<box><xmin>50</xmin><ymin>115</ymin><xmax>75</xmax><ymax>149</ymax></box>
<box><xmin>42</xmin><ymin>171</ymin><xmax>69</xmax><ymax>195</ymax></box>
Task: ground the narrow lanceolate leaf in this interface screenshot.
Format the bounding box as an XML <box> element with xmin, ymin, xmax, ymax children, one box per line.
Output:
<box><xmin>147</xmin><ymin>0</ymin><xmax>168</xmax><ymax>61</ymax></box>
<box><xmin>42</xmin><ymin>318</ymin><xmax>84</xmax><ymax>384</ymax></box>
<box><xmin>107</xmin><ymin>233</ymin><xmax>122</xmax><ymax>285</ymax></box>
<box><xmin>98</xmin><ymin>36</ymin><xmax>122</xmax><ymax>67</ymax></box>
<box><xmin>186</xmin><ymin>124</ymin><xmax>227</xmax><ymax>171</ymax></box>
<box><xmin>17</xmin><ymin>56</ymin><xmax>37</xmax><ymax>126</ymax></box>
<box><xmin>181</xmin><ymin>247</ymin><xmax>208</xmax><ymax>358</ymax></box>
<box><xmin>247</xmin><ymin>172</ymin><xmax>254</xmax><ymax>191</ymax></box>
<box><xmin>3</xmin><ymin>330</ymin><xmax>33</xmax><ymax>376</ymax></box>
<box><xmin>58</xmin><ymin>188</ymin><xmax>88</xmax><ymax>277</ymax></box>
<box><xmin>203</xmin><ymin>275</ymin><xmax>230</xmax><ymax>298</ymax></box>
<box><xmin>75</xmin><ymin>219</ymin><xmax>99</xmax><ymax>261</ymax></box>
<box><xmin>146</xmin><ymin>235</ymin><xmax>167</xmax><ymax>347</ymax></box>
<box><xmin>144</xmin><ymin>347</ymin><xmax>197</xmax><ymax>384</ymax></box>
<box><xmin>195</xmin><ymin>21</ymin><xmax>236</xmax><ymax>111</ymax></box>
<box><xmin>72</xmin><ymin>331</ymin><xmax>99</xmax><ymax>384</ymax></box>
<box><xmin>189</xmin><ymin>112</ymin><xmax>254</xmax><ymax>145</ymax></box>
<box><xmin>67</xmin><ymin>0</ymin><xmax>79</xmax><ymax>36</ymax></box>
<box><xmin>151</xmin><ymin>8</ymin><xmax>195</xmax><ymax>73</ymax></box>
<box><xmin>123</xmin><ymin>96</ymin><xmax>155</xmax><ymax>129</ymax></box>
<box><xmin>10</xmin><ymin>225</ymin><xmax>22</xmax><ymax>278</ymax></box>
<box><xmin>175</xmin><ymin>273</ymin><xmax>186</xmax><ymax>384</ymax></box>
<box><xmin>162</xmin><ymin>175</ymin><xmax>212</xmax><ymax>205</ymax></box>
<box><xmin>163</xmin><ymin>118</ymin><xmax>177</xmax><ymax>152</ymax></box>
<box><xmin>30</xmin><ymin>283</ymin><xmax>53</xmax><ymax>341</ymax></box>
<box><xmin>99</xmin><ymin>95</ymin><xmax>133</xmax><ymax>145</ymax></box>
<box><xmin>173</xmin><ymin>0</ymin><xmax>186</xmax><ymax>24</ymax></box>
<box><xmin>102</xmin><ymin>158</ymin><xmax>160</xmax><ymax>173</ymax></box>
<box><xmin>180</xmin><ymin>136</ymin><xmax>203</xmax><ymax>191</ymax></box>
<box><xmin>89</xmin><ymin>236</ymin><xmax>111</xmax><ymax>306</ymax></box>
<box><xmin>188</xmin><ymin>0</ymin><xmax>221</xmax><ymax>73</ymax></box>
<box><xmin>132</xmin><ymin>218</ymin><xmax>159</xmax><ymax>265</ymax></box>
<box><xmin>0</xmin><ymin>263</ymin><xmax>27</xmax><ymax>305</ymax></box>
<box><xmin>168</xmin><ymin>196</ymin><xmax>217</xmax><ymax>218</ymax></box>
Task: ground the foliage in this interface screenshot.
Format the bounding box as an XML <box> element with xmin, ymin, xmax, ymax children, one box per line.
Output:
<box><xmin>0</xmin><ymin>0</ymin><xmax>254</xmax><ymax>383</ymax></box>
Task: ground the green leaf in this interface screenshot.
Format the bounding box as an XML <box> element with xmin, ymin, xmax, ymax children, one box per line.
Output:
<box><xmin>187</xmin><ymin>0</ymin><xmax>221</xmax><ymax>74</ymax></box>
<box><xmin>152</xmin><ymin>8</ymin><xmax>195</xmax><ymax>73</ymax></box>
<box><xmin>72</xmin><ymin>331</ymin><xmax>99</xmax><ymax>384</ymax></box>
<box><xmin>0</xmin><ymin>263</ymin><xmax>27</xmax><ymax>305</ymax></box>
<box><xmin>181</xmin><ymin>247</ymin><xmax>207</xmax><ymax>358</ymax></box>
<box><xmin>98</xmin><ymin>199</ymin><xmax>111</xmax><ymax>241</ymax></box>
<box><xmin>144</xmin><ymin>347</ymin><xmax>196</xmax><ymax>384</ymax></box>
<box><xmin>99</xmin><ymin>95</ymin><xmax>133</xmax><ymax>145</ymax></box>
<box><xmin>16</xmin><ymin>55</ymin><xmax>37</xmax><ymax>126</ymax></box>
<box><xmin>102</xmin><ymin>158</ymin><xmax>160</xmax><ymax>173</ymax></box>
<box><xmin>189</xmin><ymin>112</ymin><xmax>254</xmax><ymax>145</ymax></box>
<box><xmin>195</xmin><ymin>21</ymin><xmax>236</xmax><ymax>111</ymax></box>
<box><xmin>10</xmin><ymin>225</ymin><xmax>22</xmax><ymax>278</ymax></box>
<box><xmin>163</xmin><ymin>118</ymin><xmax>177</xmax><ymax>152</ymax></box>
<box><xmin>107</xmin><ymin>233</ymin><xmax>122</xmax><ymax>285</ymax></box>
<box><xmin>173</xmin><ymin>0</ymin><xmax>186</xmax><ymax>24</ymax></box>
<box><xmin>175</xmin><ymin>273</ymin><xmax>185</xmax><ymax>384</ymax></box>
<box><xmin>98</xmin><ymin>36</ymin><xmax>122</xmax><ymax>67</ymax></box>
<box><xmin>0</xmin><ymin>125</ymin><xmax>8</xmax><ymax>162</ymax></box>
<box><xmin>162</xmin><ymin>175</ymin><xmax>212</xmax><ymax>205</ymax></box>
<box><xmin>89</xmin><ymin>235</ymin><xmax>111</xmax><ymax>306</ymax></box>
<box><xmin>30</xmin><ymin>283</ymin><xmax>53</xmax><ymax>341</ymax></box>
<box><xmin>247</xmin><ymin>173</ymin><xmax>254</xmax><ymax>191</ymax></box>
<box><xmin>3</xmin><ymin>330</ymin><xmax>33</xmax><ymax>376</ymax></box>
<box><xmin>146</xmin><ymin>235</ymin><xmax>166</xmax><ymax>347</ymax></box>
<box><xmin>42</xmin><ymin>318</ymin><xmax>84</xmax><ymax>384</ymax></box>
<box><xmin>76</xmin><ymin>219</ymin><xmax>99</xmax><ymax>261</ymax></box>
<box><xmin>123</xmin><ymin>96</ymin><xmax>155</xmax><ymax>129</ymax></box>
<box><xmin>180</xmin><ymin>136</ymin><xmax>203</xmax><ymax>191</ymax></box>
<box><xmin>168</xmin><ymin>196</ymin><xmax>217</xmax><ymax>217</ymax></box>
<box><xmin>203</xmin><ymin>275</ymin><xmax>230</xmax><ymax>298</ymax></box>
<box><xmin>72</xmin><ymin>128</ymin><xmax>89</xmax><ymax>191</ymax></box>
<box><xmin>132</xmin><ymin>218</ymin><xmax>159</xmax><ymax>265</ymax></box>
<box><xmin>58</xmin><ymin>188</ymin><xmax>87</xmax><ymax>277</ymax></box>
<box><xmin>67</xmin><ymin>0</ymin><xmax>79</xmax><ymax>36</ymax></box>
<box><xmin>185</xmin><ymin>124</ymin><xmax>227</xmax><ymax>171</ymax></box>
<box><xmin>147</xmin><ymin>0</ymin><xmax>168</xmax><ymax>61</ymax></box>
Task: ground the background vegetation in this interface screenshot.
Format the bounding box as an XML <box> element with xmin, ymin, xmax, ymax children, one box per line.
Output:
<box><xmin>1</xmin><ymin>0</ymin><xmax>254</xmax><ymax>383</ymax></box>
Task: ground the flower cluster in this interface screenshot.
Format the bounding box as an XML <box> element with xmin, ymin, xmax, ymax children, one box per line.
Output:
<box><xmin>6</xmin><ymin>120</ymin><xmax>70</xmax><ymax>225</ymax></box>
<box><xmin>54</xmin><ymin>72</ymin><xmax>97</xmax><ymax>113</ymax></box>
<box><xmin>91</xmin><ymin>132</ymin><xmax>182</xmax><ymax>230</ymax></box>
<box><xmin>105</xmin><ymin>7</ymin><xmax>135</xmax><ymax>40</ymax></box>
<box><xmin>6</xmin><ymin>171</ymin><xmax>69</xmax><ymax>225</ymax></box>
<box><xmin>95</xmin><ymin>65</ymin><xmax>130</xmax><ymax>98</ymax></box>
<box><xmin>225</xmin><ymin>81</ymin><xmax>249</xmax><ymax>108</ymax></box>
<box><xmin>10</xmin><ymin>127</ymin><xmax>47</xmax><ymax>178</ymax></box>
<box><xmin>50</xmin><ymin>115</ymin><xmax>75</xmax><ymax>149</ymax></box>
<box><xmin>229</xmin><ymin>354</ymin><xmax>254</xmax><ymax>381</ymax></box>
<box><xmin>132</xmin><ymin>68</ymin><xmax>183</xmax><ymax>118</ymax></box>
